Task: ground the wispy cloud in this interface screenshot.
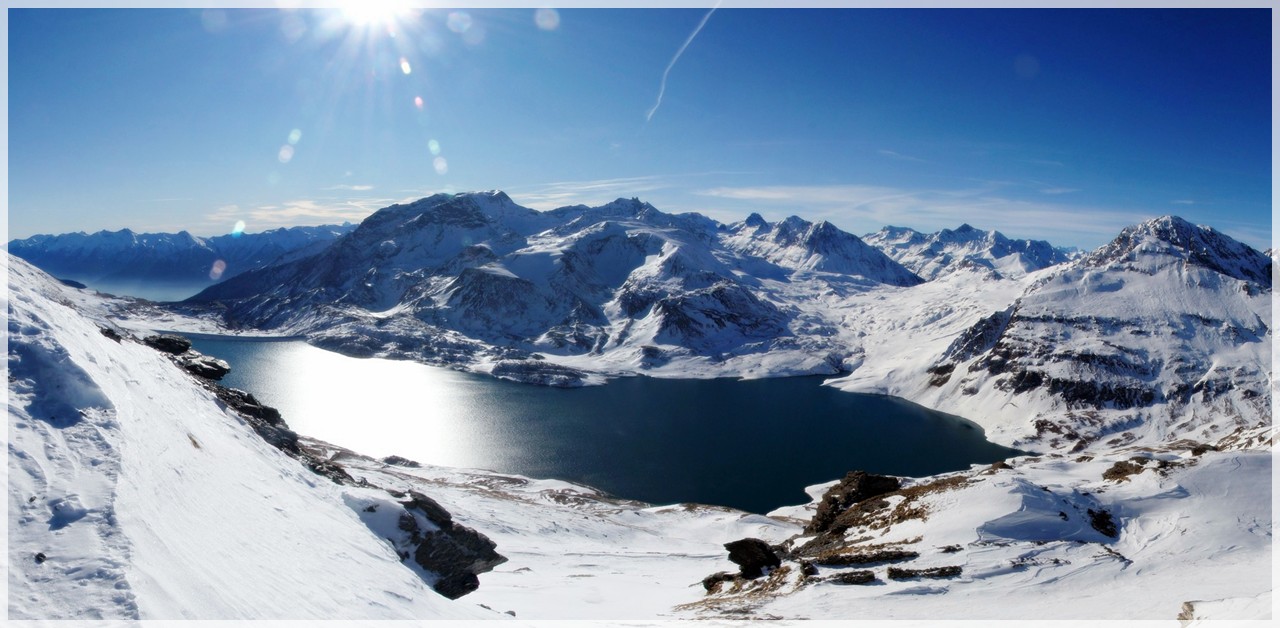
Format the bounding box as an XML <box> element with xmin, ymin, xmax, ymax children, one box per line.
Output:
<box><xmin>202</xmin><ymin>197</ymin><xmax>393</xmax><ymax>231</ymax></box>
<box><xmin>1025</xmin><ymin>158</ymin><xmax>1066</xmax><ymax>167</ymax></box>
<box><xmin>322</xmin><ymin>184</ymin><xmax>375</xmax><ymax>191</ymax></box>
<box><xmin>1039</xmin><ymin>187</ymin><xmax>1080</xmax><ymax>195</ymax></box>
<box><xmin>878</xmin><ymin>149</ymin><xmax>928</xmax><ymax>163</ymax></box>
<box><xmin>695</xmin><ymin>184</ymin><xmax>1152</xmax><ymax>247</ymax></box>
<box><xmin>509</xmin><ymin>176</ymin><xmax>675</xmax><ymax>210</ymax></box>
<box><xmin>646</xmin><ymin>2</ymin><xmax>720</xmax><ymax>123</ymax></box>
<box><xmin>1172</xmin><ymin>199</ymin><xmax>1197</xmax><ymax>205</ymax></box>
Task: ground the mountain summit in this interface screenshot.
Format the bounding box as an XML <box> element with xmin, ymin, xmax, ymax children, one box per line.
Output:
<box><xmin>187</xmin><ymin>192</ymin><xmax>921</xmax><ymax>384</ymax></box>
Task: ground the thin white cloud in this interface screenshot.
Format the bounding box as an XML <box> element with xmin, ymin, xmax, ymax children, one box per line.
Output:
<box><xmin>202</xmin><ymin>197</ymin><xmax>393</xmax><ymax>232</ymax></box>
<box><xmin>510</xmin><ymin>176</ymin><xmax>674</xmax><ymax>210</ymax></box>
<box><xmin>878</xmin><ymin>149</ymin><xmax>928</xmax><ymax>163</ymax></box>
<box><xmin>1040</xmin><ymin>187</ymin><xmax>1080</xmax><ymax>195</ymax></box>
<box><xmin>1172</xmin><ymin>199</ymin><xmax>1197</xmax><ymax>205</ymax></box>
<box><xmin>322</xmin><ymin>184</ymin><xmax>375</xmax><ymax>191</ymax></box>
<box><xmin>1026</xmin><ymin>158</ymin><xmax>1066</xmax><ymax>167</ymax></box>
<box><xmin>646</xmin><ymin>2</ymin><xmax>720</xmax><ymax>123</ymax></box>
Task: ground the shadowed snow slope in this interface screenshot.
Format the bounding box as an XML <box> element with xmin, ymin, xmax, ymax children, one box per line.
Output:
<box><xmin>6</xmin><ymin>255</ymin><xmax>492</xmax><ymax>620</ymax></box>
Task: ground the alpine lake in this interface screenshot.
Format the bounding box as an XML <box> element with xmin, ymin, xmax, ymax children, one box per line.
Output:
<box><xmin>190</xmin><ymin>336</ymin><xmax>1022</xmax><ymax>514</ymax></box>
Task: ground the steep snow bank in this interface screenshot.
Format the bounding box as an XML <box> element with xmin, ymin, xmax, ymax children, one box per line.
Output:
<box><xmin>6</xmin><ymin>255</ymin><xmax>493</xmax><ymax>620</ymax></box>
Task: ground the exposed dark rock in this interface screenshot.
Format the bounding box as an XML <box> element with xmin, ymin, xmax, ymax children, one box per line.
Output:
<box><xmin>806</xmin><ymin>471</ymin><xmax>902</xmax><ymax>535</ymax></box>
<box><xmin>214</xmin><ymin>387</ymin><xmax>283</xmax><ymax>424</ymax></box>
<box><xmin>99</xmin><ymin>327</ymin><xmax>123</xmax><ymax>343</ymax></box>
<box><xmin>702</xmin><ymin>571</ymin><xmax>738</xmax><ymax>592</ymax></box>
<box><xmin>1087</xmin><ymin>508</ymin><xmax>1119</xmax><ymax>538</ymax></box>
<box><xmin>403</xmin><ymin>491</ymin><xmax>453</xmax><ymax>528</ymax></box>
<box><xmin>382</xmin><ymin>455</ymin><xmax>422</xmax><ymax>468</ymax></box>
<box><xmin>938</xmin><ymin>545</ymin><xmax>963</xmax><ymax>554</ymax></box>
<box><xmin>814</xmin><ymin>549</ymin><xmax>919</xmax><ymax>566</ymax></box>
<box><xmin>180</xmin><ymin>354</ymin><xmax>231</xmax><ymax>380</ymax></box>
<box><xmin>58</xmin><ymin>278</ymin><xmax>88</xmax><ymax>289</ymax></box>
<box><xmin>34</xmin><ymin>552</ymin><xmax>47</xmax><ymax>564</ymax></box>
<box><xmin>825</xmin><ymin>570</ymin><xmax>876</xmax><ymax>585</ymax></box>
<box><xmin>489</xmin><ymin>359</ymin><xmax>587</xmax><ymax>387</ymax></box>
<box><xmin>886</xmin><ymin>565</ymin><xmax>962</xmax><ymax>580</ymax></box>
<box><xmin>1102</xmin><ymin>459</ymin><xmax>1145</xmax><ymax>482</ymax></box>
<box><xmin>301</xmin><ymin>454</ymin><xmax>354</xmax><ymax>485</ymax></box>
<box><xmin>723</xmin><ymin>538</ymin><xmax>782</xmax><ymax>579</ymax></box>
<box><xmin>798</xmin><ymin>560</ymin><xmax>819</xmax><ymax>577</ymax></box>
<box><xmin>144</xmin><ymin>334</ymin><xmax>192</xmax><ymax>354</ymax></box>
<box><xmin>1190</xmin><ymin>443</ymin><xmax>1218</xmax><ymax>457</ymax></box>
<box><xmin>210</xmin><ymin>385</ymin><xmax>298</xmax><ymax>454</ymax></box>
<box><xmin>397</xmin><ymin>491</ymin><xmax>507</xmax><ymax>599</ymax></box>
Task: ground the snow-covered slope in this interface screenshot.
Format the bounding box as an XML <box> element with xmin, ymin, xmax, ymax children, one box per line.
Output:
<box><xmin>6</xmin><ymin>255</ymin><xmax>497</xmax><ymax>620</ymax></box>
<box><xmin>8</xmin><ymin>250</ymin><xmax>1271</xmax><ymax>621</ymax></box>
<box><xmin>7</xmin><ymin>223</ymin><xmax>355</xmax><ymax>297</ymax></box>
<box><xmin>841</xmin><ymin>215</ymin><xmax>1271</xmax><ymax>449</ymax></box>
<box><xmin>186</xmin><ymin>192</ymin><xmax>921</xmax><ymax>385</ymax></box>
<box><xmin>863</xmin><ymin>223</ymin><xmax>1074</xmax><ymax>280</ymax></box>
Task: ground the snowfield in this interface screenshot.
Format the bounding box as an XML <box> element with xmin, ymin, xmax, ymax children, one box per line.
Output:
<box><xmin>5</xmin><ymin>197</ymin><xmax>1272</xmax><ymax>622</ymax></box>
<box><xmin>7</xmin><ymin>256</ymin><xmax>495</xmax><ymax>620</ymax></box>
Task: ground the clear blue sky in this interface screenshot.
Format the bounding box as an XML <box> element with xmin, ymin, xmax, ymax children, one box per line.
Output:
<box><xmin>6</xmin><ymin>6</ymin><xmax>1273</xmax><ymax>250</ymax></box>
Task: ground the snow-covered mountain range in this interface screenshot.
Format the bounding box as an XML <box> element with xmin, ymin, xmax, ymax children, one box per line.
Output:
<box><xmin>184</xmin><ymin>191</ymin><xmax>923</xmax><ymax>384</ymax></box>
<box><xmin>143</xmin><ymin>192</ymin><xmax>1267</xmax><ymax>454</ymax></box>
<box><xmin>7</xmin><ymin>251</ymin><xmax>1271</xmax><ymax>620</ymax></box>
<box><xmin>862</xmin><ymin>222</ymin><xmax>1075</xmax><ymax>280</ymax></box>
<box><xmin>7</xmin><ymin>224</ymin><xmax>355</xmax><ymax>298</ymax></box>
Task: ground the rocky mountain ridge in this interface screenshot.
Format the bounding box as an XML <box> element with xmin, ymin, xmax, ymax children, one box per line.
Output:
<box><xmin>862</xmin><ymin>222</ymin><xmax>1075</xmax><ymax>280</ymax></box>
<box><xmin>8</xmin><ymin>223</ymin><xmax>356</xmax><ymax>296</ymax></box>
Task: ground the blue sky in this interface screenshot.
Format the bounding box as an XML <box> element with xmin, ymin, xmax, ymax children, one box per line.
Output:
<box><xmin>6</xmin><ymin>6</ymin><xmax>1273</xmax><ymax>250</ymax></box>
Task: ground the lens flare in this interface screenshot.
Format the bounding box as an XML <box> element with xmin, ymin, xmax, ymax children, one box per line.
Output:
<box><xmin>428</xmin><ymin>139</ymin><xmax>441</xmax><ymax>155</ymax></box>
<box><xmin>534</xmin><ymin>8</ymin><xmax>560</xmax><ymax>31</ymax></box>
<box><xmin>414</xmin><ymin>95</ymin><xmax>424</xmax><ymax>110</ymax></box>
<box><xmin>447</xmin><ymin>12</ymin><xmax>472</xmax><ymax>33</ymax></box>
<box><xmin>287</xmin><ymin>128</ymin><xmax>302</xmax><ymax>145</ymax></box>
<box><xmin>231</xmin><ymin>220</ymin><xmax>246</xmax><ymax>237</ymax></box>
<box><xmin>433</xmin><ymin>156</ymin><xmax>448</xmax><ymax>175</ymax></box>
<box><xmin>399</xmin><ymin>57</ymin><xmax>412</xmax><ymax>74</ymax></box>
<box><xmin>209</xmin><ymin>259</ymin><xmax>228</xmax><ymax>280</ymax></box>
<box><xmin>278</xmin><ymin>145</ymin><xmax>295</xmax><ymax>163</ymax></box>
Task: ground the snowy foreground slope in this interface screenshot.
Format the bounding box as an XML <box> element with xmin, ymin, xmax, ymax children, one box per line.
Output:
<box><xmin>7</xmin><ymin>256</ymin><xmax>497</xmax><ymax>620</ymax></box>
<box><xmin>8</xmin><ymin>246</ymin><xmax>1273</xmax><ymax>621</ymax></box>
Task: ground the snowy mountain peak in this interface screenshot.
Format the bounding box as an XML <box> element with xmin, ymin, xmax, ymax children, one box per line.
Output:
<box><xmin>864</xmin><ymin>223</ymin><xmax>1071</xmax><ymax>280</ymax></box>
<box><xmin>743</xmin><ymin>212</ymin><xmax>768</xmax><ymax>229</ymax></box>
<box><xmin>1084</xmin><ymin>215</ymin><xmax>1269</xmax><ymax>285</ymax></box>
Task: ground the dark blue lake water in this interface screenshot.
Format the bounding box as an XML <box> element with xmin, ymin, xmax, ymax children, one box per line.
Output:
<box><xmin>190</xmin><ymin>337</ymin><xmax>1021</xmax><ymax>513</ymax></box>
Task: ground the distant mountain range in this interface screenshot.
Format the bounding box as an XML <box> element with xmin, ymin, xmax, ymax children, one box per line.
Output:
<box><xmin>7</xmin><ymin>224</ymin><xmax>355</xmax><ymax>298</ymax></box>
<box><xmin>10</xmin><ymin>192</ymin><xmax>1271</xmax><ymax>450</ymax></box>
<box><xmin>862</xmin><ymin>223</ymin><xmax>1076</xmax><ymax>280</ymax></box>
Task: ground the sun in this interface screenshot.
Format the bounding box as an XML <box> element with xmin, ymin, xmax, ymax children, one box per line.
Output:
<box><xmin>339</xmin><ymin>2</ymin><xmax>409</xmax><ymax>29</ymax></box>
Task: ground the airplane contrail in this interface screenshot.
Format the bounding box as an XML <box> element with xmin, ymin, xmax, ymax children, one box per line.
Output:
<box><xmin>646</xmin><ymin>3</ymin><xmax>721</xmax><ymax>123</ymax></box>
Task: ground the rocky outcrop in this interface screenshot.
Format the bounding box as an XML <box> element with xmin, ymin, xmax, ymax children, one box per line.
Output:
<box><xmin>398</xmin><ymin>491</ymin><xmax>507</xmax><ymax>599</ymax></box>
<box><xmin>723</xmin><ymin>538</ymin><xmax>782</xmax><ymax>579</ymax></box>
<box><xmin>178</xmin><ymin>354</ymin><xmax>231</xmax><ymax>380</ymax></box>
<box><xmin>805</xmin><ymin>471</ymin><xmax>902</xmax><ymax>535</ymax></box>
<box><xmin>144</xmin><ymin>334</ymin><xmax>193</xmax><ymax>354</ymax></box>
